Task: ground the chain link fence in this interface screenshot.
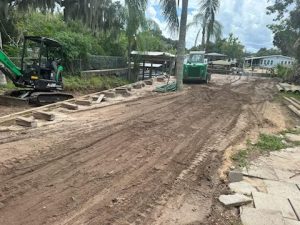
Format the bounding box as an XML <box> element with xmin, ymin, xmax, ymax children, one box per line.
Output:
<box><xmin>9</xmin><ymin>55</ymin><xmax>127</xmax><ymax>75</ymax></box>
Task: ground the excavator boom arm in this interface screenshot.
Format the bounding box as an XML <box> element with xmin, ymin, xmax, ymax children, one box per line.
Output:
<box><xmin>0</xmin><ymin>49</ymin><xmax>22</xmax><ymax>83</ymax></box>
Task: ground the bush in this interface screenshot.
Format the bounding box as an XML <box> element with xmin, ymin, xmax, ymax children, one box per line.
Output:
<box><xmin>276</xmin><ymin>64</ymin><xmax>294</xmax><ymax>79</ymax></box>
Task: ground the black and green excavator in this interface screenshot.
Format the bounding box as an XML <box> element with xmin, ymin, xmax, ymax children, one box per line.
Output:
<box><xmin>0</xmin><ymin>36</ymin><xmax>73</xmax><ymax>106</ymax></box>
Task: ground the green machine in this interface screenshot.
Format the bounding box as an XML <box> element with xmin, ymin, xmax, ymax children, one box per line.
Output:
<box><xmin>183</xmin><ymin>51</ymin><xmax>211</xmax><ymax>83</ymax></box>
<box><xmin>0</xmin><ymin>36</ymin><xmax>73</xmax><ymax>105</ymax></box>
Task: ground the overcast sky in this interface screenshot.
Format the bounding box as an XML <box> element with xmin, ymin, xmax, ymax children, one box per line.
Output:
<box><xmin>117</xmin><ymin>0</ymin><xmax>276</xmax><ymax>52</ymax></box>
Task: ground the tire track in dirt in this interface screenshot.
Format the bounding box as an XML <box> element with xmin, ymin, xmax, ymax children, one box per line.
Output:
<box><xmin>0</xmin><ymin>77</ymin><xmax>277</xmax><ymax>225</ymax></box>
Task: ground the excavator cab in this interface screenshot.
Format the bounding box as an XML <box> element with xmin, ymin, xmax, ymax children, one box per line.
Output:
<box><xmin>20</xmin><ymin>36</ymin><xmax>64</xmax><ymax>91</ymax></box>
<box><xmin>0</xmin><ymin>36</ymin><xmax>73</xmax><ymax>106</ymax></box>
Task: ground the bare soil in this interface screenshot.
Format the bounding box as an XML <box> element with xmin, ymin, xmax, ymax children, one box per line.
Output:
<box><xmin>0</xmin><ymin>75</ymin><xmax>290</xmax><ymax>225</ymax></box>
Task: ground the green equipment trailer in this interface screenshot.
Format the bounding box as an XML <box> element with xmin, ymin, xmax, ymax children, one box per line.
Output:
<box><xmin>0</xmin><ymin>36</ymin><xmax>73</xmax><ymax>106</ymax></box>
<box><xmin>183</xmin><ymin>51</ymin><xmax>211</xmax><ymax>83</ymax></box>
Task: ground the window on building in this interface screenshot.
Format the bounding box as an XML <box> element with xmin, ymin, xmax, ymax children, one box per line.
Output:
<box><xmin>281</xmin><ymin>61</ymin><xmax>284</xmax><ymax>64</ymax></box>
<box><xmin>271</xmin><ymin>60</ymin><xmax>273</xmax><ymax>65</ymax></box>
<box><xmin>285</xmin><ymin>61</ymin><xmax>287</xmax><ymax>64</ymax></box>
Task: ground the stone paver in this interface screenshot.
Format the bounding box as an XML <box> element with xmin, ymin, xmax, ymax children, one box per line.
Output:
<box><xmin>284</xmin><ymin>219</ymin><xmax>300</xmax><ymax>225</ymax></box>
<box><xmin>252</xmin><ymin>191</ymin><xmax>297</xmax><ymax>220</ymax></box>
<box><xmin>228</xmin><ymin>170</ymin><xmax>243</xmax><ymax>183</ymax></box>
<box><xmin>241</xmin><ymin>208</ymin><xmax>285</xmax><ymax>225</ymax></box>
<box><xmin>285</xmin><ymin>134</ymin><xmax>300</xmax><ymax>142</ymax></box>
<box><xmin>264</xmin><ymin>180</ymin><xmax>300</xmax><ymax>198</ymax></box>
<box><xmin>219</xmin><ymin>194</ymin><xmax>252</xmax><ymax>207</ymax></box>
<box><xmin>229</xmin><ymin>181</ymin><xmax>257</xmax><ymax>195</ymax></box>
<box><xmin>243</xmin><ymin>165</ymin><xmax>278</xmax><ymax>180</ymax></box>
<box><xmin>289</xmin><ymin>198</ymin><xmax>300</xmax><ymax>220</ymax></box>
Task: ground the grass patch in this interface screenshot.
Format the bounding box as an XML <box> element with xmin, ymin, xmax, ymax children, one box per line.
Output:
<box><xmin>63</xmin><ymin>75</ymin><xmax>129</xmax><ymax>92</ymax></box>
<box><xmin>232</xmin><ymin>133</ymin><xmax>287</xmax><ymax>168</ymax></box>
<box><xmin>254</xmin><ymin>133</ymin><xmax>286</xmax><ymax>152</ymax></box>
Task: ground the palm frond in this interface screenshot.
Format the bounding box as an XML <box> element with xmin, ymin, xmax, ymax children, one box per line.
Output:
<box><xmin>159</xmin><ymin>0</ymin><xmax>179</xmax><ymax>31</ymax></box>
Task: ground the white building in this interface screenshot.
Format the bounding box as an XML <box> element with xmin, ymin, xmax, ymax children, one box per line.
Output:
<box><xmin>244</xmin><ymin>55</ymin><xmax>296</xmax><ymax>69</ymax></box>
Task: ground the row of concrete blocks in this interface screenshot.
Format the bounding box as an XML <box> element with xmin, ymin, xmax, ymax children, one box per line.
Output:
<box><xmin>15</xmin><ymin>78</ymin><xmax>158</xmax><ymax>128</ymax></box>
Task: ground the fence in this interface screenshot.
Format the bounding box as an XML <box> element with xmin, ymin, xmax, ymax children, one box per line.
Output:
<box><xmin>9</xmin><ymin>55</ymin><xmax>127</xmax><ymax>74</ymax></box>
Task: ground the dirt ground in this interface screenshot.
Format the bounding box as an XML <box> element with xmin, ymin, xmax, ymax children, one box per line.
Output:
<box><xmin>0</xmin><ymin>75</ymin><xmax>292</xmax><ymax>225</ymax></box>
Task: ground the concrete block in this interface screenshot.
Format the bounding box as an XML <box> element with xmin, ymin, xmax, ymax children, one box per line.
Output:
<box><xmin>157</xmin><ymin>77</ymin><xmax>165</xmax><ymax>82</ymax></box>
<box><xmin>241</xmin><ymin>208</ymin><xmax>285</xmax><ymax>225</ymax></box>
<box><xmin>144</xmin><ymin>79</ymin><xmax>154</xmax><ymax>85</ymax></box>
<box><xmin>132</xmin><ymin>82</ymin><xmax>143</xmax><ymax>89</ymax></box>
<box><xmin>102</xmin><ymin>91</ymin><xmax>116</xmax><ymax>98</ymax></box>
<box><xmin>75</xmin><ymin>100</ymin><xmax>92</xmax><ymax>106</ymax></box>
<box><xmin>32</xmin><ymin>111</ymin><xmax>55</xmax><ymax>121</ymax></box>
<box><xmin>61</xmin><ymin>102</ymin><xmax>79</xmax><ymax>110</ymax></box>
<box><xmin>289</xmin><ymin>198</ymin><xmax>300</xmax><ymax>220</ymax></box>
<box><xmin>285</xmin><ymin>133</ymin><xmax>300</xmax><ymax>142</ymax></box>
<box><xmin>284</xmin><ymin>219</ymin><xmax>300</xmax><ymax>225</ymax></box>
<box><xmin>219</xmin><ymin>193</ymin><xmax>252</xmax><ymax>207</ymax></box>
<box><xmin>92</xmin><ymin>94</ymin><xmax>105</xmax><ymax>104</ymax></box>
<box><xmin>125</xmin><ymin>85</ymin><xmax>132</xmax><ymax>91</ymax></box>
<box><xmin>16</xmin><ymin>117</ymin><xmax>37</xmax><ymax>128</ymax></box>
<box><xmin>252</xmin><ymin>191</ymin><xmax>297</xmax><ymax>220</ymax></box>
<box><xmin>229</xmin><ymin>181</ymin><xmax>257</xmax><ymax>195</ymax></box>
<box><xmin>115</xmin><ymin>88</ymin><xmax>131</xmax><ymax>97</ymax></box>
<box><xmin>228</xmin><ymin>170</ymin><xmax>243</xmax><ymax>183</ymax></box>
<box><xmin>264</xmin><ymin>180</ymin><xmax>300</xmax><ymax>198</ymax></box>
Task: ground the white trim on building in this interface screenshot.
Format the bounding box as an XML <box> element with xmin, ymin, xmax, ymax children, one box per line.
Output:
<box><xmin>244</xmin><ymin>55</ymin><xmax>296</xmax><ymax>69</ymax></box>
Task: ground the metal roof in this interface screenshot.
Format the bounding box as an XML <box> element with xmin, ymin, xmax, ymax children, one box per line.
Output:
<box><xmin>245</xmin><ymin>55</ymin><xmax>295</xmax><ymax>61</ymax></box>
<box><xmin>25</xmin><ymin>36</ymin><xmax>62</xmax><ymax>47</ymax></box>
<box><xmin>205</xmin><ymin>52</ymin><xmax>227</xmax><ymax>57</ymax></box>
<box><xmin>131</xmin><ymin>51</ymin><xmax>175</xmax><ymax>58</ymax></box>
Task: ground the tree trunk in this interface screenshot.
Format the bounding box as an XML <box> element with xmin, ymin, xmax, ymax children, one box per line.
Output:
<box><xmin>175</xmin><ymin>0</ymin><xmax>189</xmax><ymax>91</ymax></box>
<box><xmin>201</xmin><ymin>24</ymin><xmax>206</xmax><ymax>48</ymax></box>
<box><xmin>127</xmin><ymin>37</ymin><xmax>132</xmax><ymax>81</ymax></box>
<box><xmin>0</xmin><ymin>32</ymin><xmax>7</xmax><ymax>85</ymax></box>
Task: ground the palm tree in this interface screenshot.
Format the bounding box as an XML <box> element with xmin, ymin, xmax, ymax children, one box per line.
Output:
<box><xmin>198</xmin><ymin>0</ymin><xmax>220</xmax><ymax>49</ymax></box>
<box><xmin>187</xmin><ymin>12</ymin><xmax>222</xmax><ymax>48</ymax></box>
<box><xmin>175</xmin><ymin>0</ymin><xmax>189</xmax><ymax>90</ymax></box>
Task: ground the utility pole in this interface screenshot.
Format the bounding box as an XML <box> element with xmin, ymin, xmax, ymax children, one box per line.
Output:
<box><xmin>0</xmin><ymin>31</ymin><xmax>8</xmax><ymax>85</ymax></box>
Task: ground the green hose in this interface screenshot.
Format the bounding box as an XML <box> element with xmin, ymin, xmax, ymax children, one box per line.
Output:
<box><xmin>155</xmin><ymin>82</ymin><xmax>177</xmax><ymax>93</ymax></box>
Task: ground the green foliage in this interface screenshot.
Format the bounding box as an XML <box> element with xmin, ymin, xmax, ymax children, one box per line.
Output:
<box><xmin>232</xmin><ymin>133</ymin><xmax>287</xmax><ymax>168</ymax></box>
<box><xmin>276</xmin><ymin>64</ymin><xmax>294</xmax><ymax>79</ymax></box>
<box><xmin>220</xmin><ymin>34</ymin><xmax>244</xmax><ymax>61</ymax></box>
<box><xmin>267</xmin><ymin>0</ymin><xmax>300</xmax><ymax>61</ymax></box>
<box><xmin>63</xmin><ymin>75</ymin><xmax>128</xmax><ymax>92</ymax></box>
<box><xmin>255</xmin><ymin>134</ymin><xmax>286</xmax><ymax>152</ymax></box>
<box><xmin>255</xmin><ymin>48</ymin><xmax>282</xmax><ymax>57</ymax></box>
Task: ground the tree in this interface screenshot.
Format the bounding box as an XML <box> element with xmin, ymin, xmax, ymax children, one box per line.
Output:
<box><xmin>220</xmin><ymin>33</ymin><xmax>244</xmax><ymax>61</ymax></box>
<box><xmin>255</xmin><ymin>48</ymin><xmax>282</xmax><ymax>57</ymax></box>
<box><xmin>176</xmin><ymin>0</ymin><xmax>189</xmax><ymax>90</ymax></box>
<box><xmin>187</xmin><ymin>12</ymin><xmax>222</xmax><ymax>48</ymax></box>
<box><xmin>199</xmin><ymin>0</ymin><xmax>220</xmax><ymax>49</ymax></box>
<box><xmin>267</xmin><ymin>0</ymin><xmax>300</xmax><ymax>61</ymax></box>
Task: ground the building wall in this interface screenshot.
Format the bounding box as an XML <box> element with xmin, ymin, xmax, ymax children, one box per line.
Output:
<box><xmin>259</xmin><ymin>56</ymin><xmax>294</xmax><ymax>68</ymax></box>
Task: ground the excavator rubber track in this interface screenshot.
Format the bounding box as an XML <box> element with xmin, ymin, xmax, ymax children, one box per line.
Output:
<box><xmin>29</xmin><ymin>92</ymin><xmax>74</xmax><ymax>106</ymax></box>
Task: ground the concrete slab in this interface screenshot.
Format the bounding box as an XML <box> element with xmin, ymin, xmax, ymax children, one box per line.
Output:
<box><xmin>252</xmin><ymin>191</ymin><xmax>297</xmax><ymax>220</ymax></box>
<box><xmin>285</xmin><ymin>134</ymin><xmax>300</xmax><ymax>142</ymax></box>
<box><xmin>219</xmin><ymin>194</ymin><xmax>252</xmax><ymax>207</ymax></box>
<box><xmin>244</xmin><ymin>165</ymin><xmax>278</xmax><ymax>180</ymax></box>
<box><xmin>284</xmin><ymin>219</ymin><xmax>300</xmax><ymax>225</ymax></box>
<box><xmin>275</xmin><ymin>169</ymin><xmax>300</xmax><ymax>185</ymax></box>
<box><xmin>241</xmin><ymin>208</ymin><xmax>285</xmax><ymax>225</ymax></box>
<box><xmin>229</xmin><ymin>181</ymin><xmax>257</xmax><ymax>195</ymax></box>
<box><xmin>15</xmin><ymin>117</ymin><xmax>37</xmax><ymax>128</ymax></box>
<box><xmin>264</xmin><ymin>180</ymin><xmax>300</xmax><ymax>198</ymax></box>
<box><xmin>61</xmin><ymin>102</ymin><xmax>79</xmax><ymax>110</ymax></box>
<box><xmin>32</xmin><ymin>111</ymin><xmax>55</xmax><ymax>121</ymax></box>
<box><xmin>228</xmin><ymin>170</ymin><xmax>243</xmax><ymax>183</ymax></box>
<box><xmin>75</xmin><ymin>100</ymin><xmax>92</xmax><ymax>106</ymax></box>
<box><xmin>289</xmin><ymin>198</ymin><xmax>300</xmax><ymax>221</ymax></box>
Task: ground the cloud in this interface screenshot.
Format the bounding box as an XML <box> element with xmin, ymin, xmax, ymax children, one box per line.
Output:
<box><xmin>114</xmin><ymin>0</ymin><xmax>276</xmax><ymax>52</ymax></box>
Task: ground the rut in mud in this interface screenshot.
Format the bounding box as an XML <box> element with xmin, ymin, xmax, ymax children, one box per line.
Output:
<box><xmin>0</xmin><ymin>76</ymin><xmax>280</xmax><ymax>225</ymax></box>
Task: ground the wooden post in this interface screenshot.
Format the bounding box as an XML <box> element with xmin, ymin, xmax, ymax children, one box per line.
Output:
<box><xmin>150</xmin><ymin>62</ymin><xmax>153</xmax><ymax>78</ymax></box>
<box><xmin>142</xmin><ymin>60</ymin><xmax>145</xmax><ymax>80</ymax></box>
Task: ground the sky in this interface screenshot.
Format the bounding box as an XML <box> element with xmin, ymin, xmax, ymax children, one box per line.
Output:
<box><xmin>117</xmin><ymin>0</ymin><xmax>276</xmax><ymax>52</ymax></box>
